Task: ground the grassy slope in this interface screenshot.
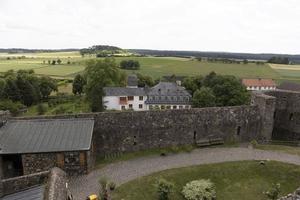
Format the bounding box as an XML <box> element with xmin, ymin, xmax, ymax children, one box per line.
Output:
<box><xmin>112</xmin><ymin>161</ymin><xmax>300</xmax><ymax>200</ymax></box>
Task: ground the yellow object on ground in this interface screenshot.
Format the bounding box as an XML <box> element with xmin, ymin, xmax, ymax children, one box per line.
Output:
<box><xmin>86</xmin><ymin>194</ymin><xmax>98</xmax><ymax>200</ymax></box>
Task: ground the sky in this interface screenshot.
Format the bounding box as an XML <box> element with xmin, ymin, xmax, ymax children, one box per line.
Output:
<box><xmin>0</xmin><ymin>0</ymin><xmax>300</xmax><ymax>54</ymax></box>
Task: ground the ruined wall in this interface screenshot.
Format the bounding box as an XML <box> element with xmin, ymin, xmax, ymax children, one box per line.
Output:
<box><xmin>45</xmin><ymin>168</ymin><xmax>69</xmax><ymax>200</ymax></box>
<box><xmin>1</xmin><ymin>171</ymin><xmax>49</xmax><ymax>196</ymax></box>
<box><xmin>265</xmin><ymin>90</ymin><xmax>300</xmax><ymax>141</ymax></box>
<box><xmin>22</xmin><ymin>151</ymin><xmax>89</xmax><ymax>176</ymax></box>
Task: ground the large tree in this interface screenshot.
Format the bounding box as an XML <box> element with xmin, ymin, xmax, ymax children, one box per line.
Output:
<box><xmin>72</xmin><ymin>74</ymin><xmax>86</xmax><ymax>95</ymax></box>
<box><xmin>182</xmin><ymin>75</ymin><xmax>203</xmax><ymax>94</ymax></box>
<box><xmin>192</xmin><ymin>87</ymin><xmax>216</xmax><ymax>108</ymax></box>
<box><xmin>84</xmin><ymin>58</ymin><xmax>126</xmax><ymax>112</ymax></box>
<box><xmin>39</xmin><ymin>77</ymin><xmax>58</xmax><ymax>99</ymax></box>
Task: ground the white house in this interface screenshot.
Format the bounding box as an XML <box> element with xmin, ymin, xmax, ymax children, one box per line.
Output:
<box><xmin>242</xmin><ymin>78</ymin><xmax>277</xmax><ymax>91</ymax></box>
<box><xmin>103</xmin><ymin>75</ymin><xmax>192</xmax><ymax>111</ymax></box>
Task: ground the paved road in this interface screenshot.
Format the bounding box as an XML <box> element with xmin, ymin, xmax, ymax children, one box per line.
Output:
<box><xmin>69</xmin><ymin>147</ymin><xmax>300</xmax><ymax>199</ymax></box>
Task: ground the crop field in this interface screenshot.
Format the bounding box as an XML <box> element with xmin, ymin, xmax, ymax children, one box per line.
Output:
<box><xmin>0</xmin><ymin>51</ymin><xmax>299</xmax><ymax>83</ymax></box>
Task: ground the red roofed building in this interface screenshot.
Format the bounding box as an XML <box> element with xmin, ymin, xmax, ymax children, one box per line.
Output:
<box><xmin>242</xmin><ymin>78</ymin><xmax>277</xmax><ymax>91</ymax></box>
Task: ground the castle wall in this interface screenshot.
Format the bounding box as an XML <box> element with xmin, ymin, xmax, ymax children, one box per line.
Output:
<box><xmin>265</xmin><ymin>90</ymin><xmax>300</xmax><ymax>141</ymax></box>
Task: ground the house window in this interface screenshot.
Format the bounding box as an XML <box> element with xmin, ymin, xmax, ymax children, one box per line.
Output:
<box><xmin>173</xmin><ymin>105</ymin><xmax>177</xmax><ymax>109</ymax></box>
<box><xmin>166</xmin><ymin>105</ymin><xmax>171</xmax><ymax>109</ymax></box>
<box><xmin>179</xmin><ymin>105</ymin><xmax>183</xmax><ymax>109</ymax></box>
<box><xmin>139</xmin><ymin>104</ymin><xmax>143</xmax><ymax>109</ymax></box>
<box><xmin>119</xmin><ymin>97</ymin><xmax>127</xmax><ymax>104</ymax></box>
<box><xmin>139</xmin><ymin>96</ymin><xmax>143</xmax><ymax>101</ymax></box>
<box><xmin>121</xmin><ymin>105</ymin><xmax>126</xmax><ymax>110</ymax></box>
<box><xmin>185</xmin><ymin>105</ymin><xmax>190</xmax><ymax>109</ymax></box>
<box><xmin>129</xmin><ymin>104</ymin><xmax>133</xmax><ymax>109</ymax></box>
<box><xmin>161</xmin><ymin>105</ymin><xmax>165</xmax><ymax>110</ymax></box>
<box><xmin>79</xmin><ymin>152</ymin><xmax>85</xmax><ymax>167</ymax></box>
<box><xmin>56</xmin><ymin>153</ymin><xmax>64</xmax><ymax>168</ymax></box>
<box><xmin>128</xmin><ymin>96</ymin><xmax>134</xmax><ymax>101</ymax></box>
<box><xmin>149</xmin><ymin>105</ymin><xmax>154</xmax><ymax>110</ymax></box>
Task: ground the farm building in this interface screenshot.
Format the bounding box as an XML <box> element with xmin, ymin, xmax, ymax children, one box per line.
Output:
<box><xmin>242</xmin><ymin>78</ymin><xmax>276</xmax><ymax>91</ymax></box>
<box><xmin>0</xmin><ymin>118</ymin><xmax>95</xmax><ymax>178</ymax></box>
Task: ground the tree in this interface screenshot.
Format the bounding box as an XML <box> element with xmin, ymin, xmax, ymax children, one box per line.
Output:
<box><xmin>120</xmin><ymin>60</ymin><xmax>140</xmax><ymax>70</ymax></box>
<box><xmin>0</xmin><ymin>79</ymin><xmax>6</xmax><ymax>99</ymax></box>
<box><xmin>243</xmin><ymin>59</ymin><xmax>249</xmax><ymax>64</ymax></box>
<box><xmin>137</xmin><ymin>73</ymin><xmax>155</xmax><ymax>87</ymax></box>
<box><xmin>51</xmin><ymin>60</ymin><xmax>56</xmax><ymax>65</ymax></box>
<box><xmin>3</xmin><ymin>78</ymin><xmax>21</xmax><ymax>101</ymax></box>
<box><xmin>192</xmin><ymin>87</ymin><xmax>216</xmax><ymax>108</ymax></box>
<box><xmin>39</xmin><ymin>77</ymin><xmax>58</xmax><ymax>99</ymax></box>
<box><xmin>72</xmin><ymin>74</ymin><xmax>86</xmax><ymax>95</ymax></box>
<box><xmin>84</xmin><ymin>58</ymin><xmax>126</xmax><ymax>112</ymax></box>
<box><xmin>57</xmin><ymin>59</ymin><xmax>62</xmax><ymax>64</ymax></box>
<box><xmin>16</xmin><ymin>75</ymin><xmax>38</xmax><ymax>106</ymax></box>
<box><xmin>264</xmin><ymin>183</ymin><xmax>281</xmax><ymax>200</ymax></box>
<box><xmin>202</xmin><ymin>71</ymin><xmax>217</xmax><ymax>88</ymax></box>
<box><xmin>268</xmin><ymin>57</ymin><xmax>290</xmax><ymax>64</ymax></box>
<box><xmin>155</xmin><ymin>178</ymin><xmax>174</xmax><ymax>200</ymax></box>
<box><xmin>183</xmin><ymin>75</ymin><xmax>203</xmax><ymax>94</ymax></box>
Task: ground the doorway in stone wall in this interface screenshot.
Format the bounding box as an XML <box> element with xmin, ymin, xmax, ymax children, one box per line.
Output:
<box><xmin>2</xmin><ymin>154</ymin><xmax>23</xmax><ymax>178</ymax></box>
<box><xmin>193</xmin><ymin>131</ymin><xmax>197</xmax><ymax>143</ymax></box>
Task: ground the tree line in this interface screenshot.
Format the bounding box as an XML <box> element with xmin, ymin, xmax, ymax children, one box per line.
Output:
<box><xmin>0</xmin><ymin>70</ymin><xmax>57</xmax><ymax>114</ymax></box>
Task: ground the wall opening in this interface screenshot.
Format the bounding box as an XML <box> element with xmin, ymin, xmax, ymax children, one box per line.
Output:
<box><xmin>289</xmin><ymin>113</ymin><xmax>294</xmax><ymax>121</ymax></box>
<box><xmin>237</xmin><ymin>126</ymin><xmax>241</xmax><ymax>136</ymax></box>
<box><xmin>2</xmin><ymin>154</ymin><xmax>23</xmax><ymax>178</ymax></box>
<box><xmin>193</xmin><ymin>131</ymin><xmax>197</xmax><ymax>143</ymax></box>
<box><xmin>133</xmin><ymin>136</ymin><xmax>137</xmax><ymax>145</ymax></box>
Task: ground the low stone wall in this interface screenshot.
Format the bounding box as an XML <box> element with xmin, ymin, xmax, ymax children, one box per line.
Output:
<box><xmin>45</xmin><ymin>167</ymin><xmax>68</xmax><ymax>200</ymax></box>
<box><xmin>1</xmin><ymin>170</ymin><xmax>49</xmax><ymax>196</ymax></box>
<box><xmin>22</xmin><ymin>153</ymin><xmax>57</xmax><ymax>175</ymax></box>
<box><xmin>278</xmin><ymin>187</ymin><xmax>300</xmax><ymax>200</ymax></box>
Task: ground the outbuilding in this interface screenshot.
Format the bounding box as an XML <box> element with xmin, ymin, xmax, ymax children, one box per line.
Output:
<box><xmin>0</xmin><ymin>118</ymin><xmax>95</xmax><ymax>178</ymax></box>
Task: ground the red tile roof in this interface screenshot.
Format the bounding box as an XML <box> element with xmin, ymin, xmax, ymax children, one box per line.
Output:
<box><xmin>242</xmin><ymin>79</ymin><xmax>276</xmax><ymax>87</ymax></box>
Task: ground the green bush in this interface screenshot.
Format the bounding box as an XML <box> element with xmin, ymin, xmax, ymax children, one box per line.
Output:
<box><xmin>264</xmin><ymin>183</ymin><xmax>281</xmax><ymax>200</ymax></box>
<box><xmin>0</xmin><ymin>100</ymin><xmax>24</xmax><ymax>116</ymax></box>
<box><xmin>53</xmin><ymin>105</ymin><xmax>68</xmax><ymax>115</ymax></box>
<box><xmin>251</xmin><ymin>140</ymin><xmax>258</xmax><ymax>147</ymax></box>
<box><xmin>108</xmin><ymin>181</ymin><xmax>116</xmax><ymax>191</ymax></box>
<box><xmin>154</xmin><ymin>178</ymin><xmax>174</xmax><ymax>200</ymax></box>
<box><xmin>36</xmin><ymin>103</ymin><xmax>48</xmax><ymax>115</ymax></box>
<box><xmin>182</xmin><ymin>179</ymin><xmax>216</xmax><ymax>200</ymax></box>
<box><xmin>99</xmin><ymin>177</ymin><xmax>108</xmax><ymax>200</ymax></box>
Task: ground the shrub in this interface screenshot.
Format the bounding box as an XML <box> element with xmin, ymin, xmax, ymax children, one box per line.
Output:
<box><xmin>36</xmin><ymin>103</ymin><xmax>48</xmax><ymax>115</ymax></box>
<box><xmin>0</xmin><ymin>100</ymin><xmax>24</xmax><ymax>116</ymax></box>
<box><xmin>250</xmin><ymin>140</ymin><xmax>258</xmax><ymax>147</ymax></box>
<box><xmin>182</xmin><ymin>179</ymin><xmax>216</xmax><ymax>200</ymax></box>
<box><xmin>108</xmin><ymin>181</ymin><xmax>116</xmax><ymax>191</ymax></box>
<box><xmin>154</xmin><ymin>178</ymin><xmax>174</xmax><ymax>200</ymax></box>
<box><xmin>170</xmin><ymin>146</ymin><xmax>180</xmax><ymax>153</ymax></box>
<box><xmin>264</xmin><ymin>183</ymin><xmax>281</xmax><ymax>200</ymax></box>
<box><xmin>99</xmin><ymin>177</ymin><xmax>108</xmax><ymax>200</ymax></box>
<box><xmin>53</xmin><ymin>105</ymin><xmax>68</xmax><ymax>114</ymax></box>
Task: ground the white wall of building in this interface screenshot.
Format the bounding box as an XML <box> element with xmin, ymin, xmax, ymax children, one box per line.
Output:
<box><xmin>246</xmin><ymin>86</ymin><xmax>276</xmax><ymax>91</ymax></box>
<box><xmin>103</xmin><ymin>95</ymin><xmax>148</xmax><ymax>111</ymax></box>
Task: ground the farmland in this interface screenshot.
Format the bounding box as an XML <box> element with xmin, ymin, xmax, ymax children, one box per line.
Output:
<box><xmin>0</xmin><ymin>51</ymin><xmax>299</xmax><ymax>83</ymax></box>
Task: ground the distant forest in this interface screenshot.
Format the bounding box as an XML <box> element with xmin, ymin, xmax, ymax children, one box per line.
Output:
<box><xmin>1</xmin><ymin>47</ymin><xmax>300</xmax><ymax>64</ymax></box>
<box><xmin>129</xmin><ymin>49</ymin><xmax>300</xmax><ymax>64</ymax></box>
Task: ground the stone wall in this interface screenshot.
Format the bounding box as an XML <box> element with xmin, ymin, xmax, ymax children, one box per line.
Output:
<box><xmin>45</xmin><ymin>167</ymin><xmax>69</xmax><ymax>200</ymax></box>
<box><xmin>1</xmin><ymin>171</ymin><xmax>49</xmax><ymax>196</ymax></box>
<box><xmin>265</xmin><ymin>90</ymin><xmax>300</xmax><ymax>141</ymax></box>
<box><xmin>22</xmin><ymin>151</ymin><xmax>89</xmax><ymax>176</ymax></box>
<box><xmin>92</xmin><ymin>106</ymin><xmax>264</xmax><ymax>155</ymax></box>
<box><xmin>22</xmin><ymin>153</ymin><xmax>56</xmax><ymax>175</ymax></box>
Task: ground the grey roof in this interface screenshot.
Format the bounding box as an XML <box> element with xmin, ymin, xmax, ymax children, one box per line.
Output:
<box><xmin>0</xmin><ymin>118</ymin><xmax>94</xmax><ymax>154</ymax></box>
<box><xmin>146</xmin><ymin>82</ymin><xmax>191</xmax><ymax>104</ymax></box>
<box><xmin>278</xmin><ymin>81</ymin><xmax>300</xmax><ymax>92</ymax></box>
<box><xmin>1</xmin><ymin>185</ymin><xmax>44</xmax><ymax>200</ymax></box>
<box><xmin>127</xmin><ymin>75</ymin><xmax>138</xmax><ymax>87</ymax></box>
<box><xmin>104</xmin><ymin>87</ymin><xmax>146</xmax><ymax>96</ymax></box>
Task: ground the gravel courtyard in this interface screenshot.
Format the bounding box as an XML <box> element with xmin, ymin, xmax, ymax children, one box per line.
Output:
<box><xmin>69</xmin><ymin>147</ymin><xmax>300</xmax><ymax>199</ymax></box>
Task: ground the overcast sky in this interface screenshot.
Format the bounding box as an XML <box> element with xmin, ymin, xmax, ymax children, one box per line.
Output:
<box><xmin>0</xmin><ymin>0</ymin><xmax>300</xmax><ymax>54</ymax></box>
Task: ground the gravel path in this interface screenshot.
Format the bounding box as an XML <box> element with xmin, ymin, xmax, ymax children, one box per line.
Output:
<box><xmin>69</xmin><ymin>147</ymin><xmax>300</xmax><ymax>199</ymax></box>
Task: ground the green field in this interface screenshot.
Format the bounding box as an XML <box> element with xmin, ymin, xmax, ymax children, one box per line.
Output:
<box><xmin>1</xmin><ymin>51</ymin><xmax>299</xmax><ymax>82</ymax></box>
<box><xmin>112</xmin><ymin>161</ymin><xmax>300</xmax><ymax>200</ymax></box>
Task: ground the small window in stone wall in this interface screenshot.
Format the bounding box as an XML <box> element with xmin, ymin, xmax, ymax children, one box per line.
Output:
<box><xmin>79</xmin><ymin>152</ymin><xmax>85</xmax><ymax>167</ymax></box>
<box><xmin>237</xmin><ymin>126</ymin><xmax>241</xmax><ymax>136</ymax></box>
<box><xmin>57</xmin><ymin>153</ymin><xmax>64</xmax><ymax>168</ymax></box>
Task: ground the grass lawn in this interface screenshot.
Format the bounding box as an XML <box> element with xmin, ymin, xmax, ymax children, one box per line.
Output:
<box><xmin>112</xmin><ymin>161</ymin><xmax>300</xmax><ymax>200</ymax></box>
<box><xmin>256</xmin><ymin>144</ymin><xmax>300</xmax><ymax>156</ymax></box>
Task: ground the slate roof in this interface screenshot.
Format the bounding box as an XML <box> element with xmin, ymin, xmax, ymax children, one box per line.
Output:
<box><xmin>127</xmin><ymin>75</ymin><xmax>138</xmax><ymax>87</ymax></box>
<box><xmin>242</xmin><ymin>79</ymin><xmax>276</xmax><ymax>87</ymax></box>
<box><xmin>278</xmin><ymin>82</ymin><xmax>300</xmax><ymax>92</ymax></box>
<box><xmin>146</xmin><ymin>82</ymin><xmax>191</xmax><ymax>104</ymax></box>
<box><xmin>0</xmin><ymin>118</ymin><xmax>94</xmax><ymax>154</ymax></box>
<box><xmin>104</xmin><ymin>87</ymin><xmax>146</xmax><ymax>96</ymax></box>
<box><xmin>1</xmin><ymin>185</ymin><xmax>44</xmax><ymax>200</ymax></box>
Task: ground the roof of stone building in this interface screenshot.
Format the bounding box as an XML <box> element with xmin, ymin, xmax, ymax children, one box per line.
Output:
<box><xmin>145</xmin><ymin>82</ymin><xmax>191</xmax><ymax>104</ymax></box>
<box><xmin>242</xmin><ymin>78</ymin><xmax>276</xmax><ymax>87</ymax></box>
<box><xmin>0</xmin><ymin>118</ymin><xmax>94</xmax><ymax>154</ymax></box>
<box><xmin>127</xmin><ymin>74</ymin><xmax>138</xmax><ymax>87</ymax></box>
<box><xmin>1</xmin><ymin>185</ymin><xmax>44</xmax><ymax>200</ymax></box>
<box><xmin>104</xmin><ymin>87</ymin><xmax>146</xmax><ymax>96</ymax></box>
<box><xmin>278</xmin><ymin>81</ymin><xmax>300</xmax><ymax>92</ymax></box>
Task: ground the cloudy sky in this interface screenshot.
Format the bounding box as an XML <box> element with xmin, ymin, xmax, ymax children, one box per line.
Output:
<box><xmin>0</xmin><ymin>0</ymin><xmax>300</xmax><ymax>54</ymax></box>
